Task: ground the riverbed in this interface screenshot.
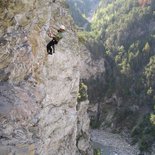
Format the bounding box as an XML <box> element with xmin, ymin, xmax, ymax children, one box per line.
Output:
<box><xmin>91</xmin><ymin>130</ymin><xmax>140</xmax><ymax>155</ymax></box>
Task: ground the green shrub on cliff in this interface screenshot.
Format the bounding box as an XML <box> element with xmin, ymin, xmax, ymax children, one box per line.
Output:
<box><xmin>77</xmin><ymin>83</ymin><xmax>88</xmax><ymax>102</ymax></box>
<box><xmin>150</xmin><ymin>114</ymin><xmax>155</xmax><ymax>125</ymax></box>
<box><xmin>94</xmin><ymin>148</ymin><xmax>101</xmax><ymax>155</ymax></box>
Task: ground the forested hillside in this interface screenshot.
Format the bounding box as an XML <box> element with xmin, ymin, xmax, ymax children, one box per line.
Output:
<box><xmin>71</xmin><ymin>0</ymin><xmax>155</xmax><ymax>153</ymax></box>
<box><xmin>89</xmin><ymin>0</ymin><xmax>155</xmax><ymax>105</ymax></box>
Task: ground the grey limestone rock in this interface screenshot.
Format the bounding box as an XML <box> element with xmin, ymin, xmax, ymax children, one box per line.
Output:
<box><xmin>0</xmin><ymin>0</ymin><xmax>92</xmax><ymax>155</ymax></box>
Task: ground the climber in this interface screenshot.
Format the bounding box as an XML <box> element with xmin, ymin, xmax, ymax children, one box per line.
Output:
<box><xmin>47</xmin><ymin>25</ymin><xmax>66</xmax><ymax>55</ymax></box>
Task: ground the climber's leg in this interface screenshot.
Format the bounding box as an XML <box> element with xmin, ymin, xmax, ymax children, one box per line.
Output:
<box><xmin>47</xmin><ymin>39</ymin><xmax>58</xmax><ymax>55</ymax></box>
<box><xmin>47</xmin><ymin>40</ymin><xmax>54</xmax><ymax>55</ymax></box>
<box><xmin>51</xmin><ymin>44</ymin><xmax>55</xmax><ymax>53</ymax></box>
<box><xmin>47</xmin><ymin>45</ymin><xmax>52</xmax><ymax>55</ymax></box>
<box><xmin>51</xmin><ymin>39</ymin><xmax>58</xmax><ymax>54</ymax></box>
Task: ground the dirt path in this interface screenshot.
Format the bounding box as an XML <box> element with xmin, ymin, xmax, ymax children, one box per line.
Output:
<box><xmin>91</xmin><ymin>130</ymin><xmax>139</xmax><ymax>155</ymax></box>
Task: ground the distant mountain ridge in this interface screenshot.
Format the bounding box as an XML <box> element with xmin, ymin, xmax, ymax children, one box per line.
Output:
<box><xmin>67</xmin><ymin>0</ymin><xmax>100</xmax><ymax>29</ymax></box>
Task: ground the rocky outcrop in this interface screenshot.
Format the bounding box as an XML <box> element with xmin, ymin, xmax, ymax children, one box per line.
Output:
<box><xmin>76</xmin><ymin>100</ymin><xmax>92</xmax><ymax>155</ymax></box>
<box><xmin>0</xmin><ymin>0</ymin><xmax>91</xmax><ymax>154</ymax></box>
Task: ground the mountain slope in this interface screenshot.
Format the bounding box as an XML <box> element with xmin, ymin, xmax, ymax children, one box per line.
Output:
<box><xmin>71</xmin><ymin>0</ymin><xmax>155</xmax><ymax>153</ymax></box>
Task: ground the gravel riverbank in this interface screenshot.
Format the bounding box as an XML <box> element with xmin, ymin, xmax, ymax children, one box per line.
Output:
<box><xmin>91</xmin><ymin>130</ymin><xmax>140</xmax><ymax>155</ymax></box>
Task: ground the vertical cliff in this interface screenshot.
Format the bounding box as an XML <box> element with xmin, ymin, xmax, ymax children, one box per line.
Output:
<box><xmin>0</xmin><ymin>0</ymin><xmax>91</xmax><ymax>154</ymax></box>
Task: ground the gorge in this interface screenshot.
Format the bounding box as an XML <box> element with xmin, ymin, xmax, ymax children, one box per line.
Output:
<box><xmin>0</xmin><ymin>0</ymin><xmax>155</xmax><ymax>155</ymax></box>
<box><xmin>67</xmin><ymin>0</ymin><xmax>155</xmax><ymax>155</ymax></box>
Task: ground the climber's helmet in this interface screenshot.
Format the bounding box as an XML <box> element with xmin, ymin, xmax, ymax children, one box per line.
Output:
<box><xmin>60</xmin><ymin>25</ymin><xmax>66</xmax><ymax>31</ymax></box>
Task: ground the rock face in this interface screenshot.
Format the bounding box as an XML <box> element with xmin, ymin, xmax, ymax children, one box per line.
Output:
<box><xmin>76</xmin><ymin>100</ymin><xmax>92</xmax><ymax>155</ymax></box>
<box><xmin>0</xmin><ymin>0</ymin><xmax>91</xmax><ymax>154</ymax></box>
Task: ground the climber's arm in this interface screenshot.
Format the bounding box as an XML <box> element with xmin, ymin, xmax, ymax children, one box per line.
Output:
<box><xmin>47</xmin><ymin>31</ymin><xmax>55</xmax><ymax>38</ymax></box>
<box><xmin>47</xmin><ymin>27</ymin><xmax>58</xmax><ymax>38</ymax></box>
